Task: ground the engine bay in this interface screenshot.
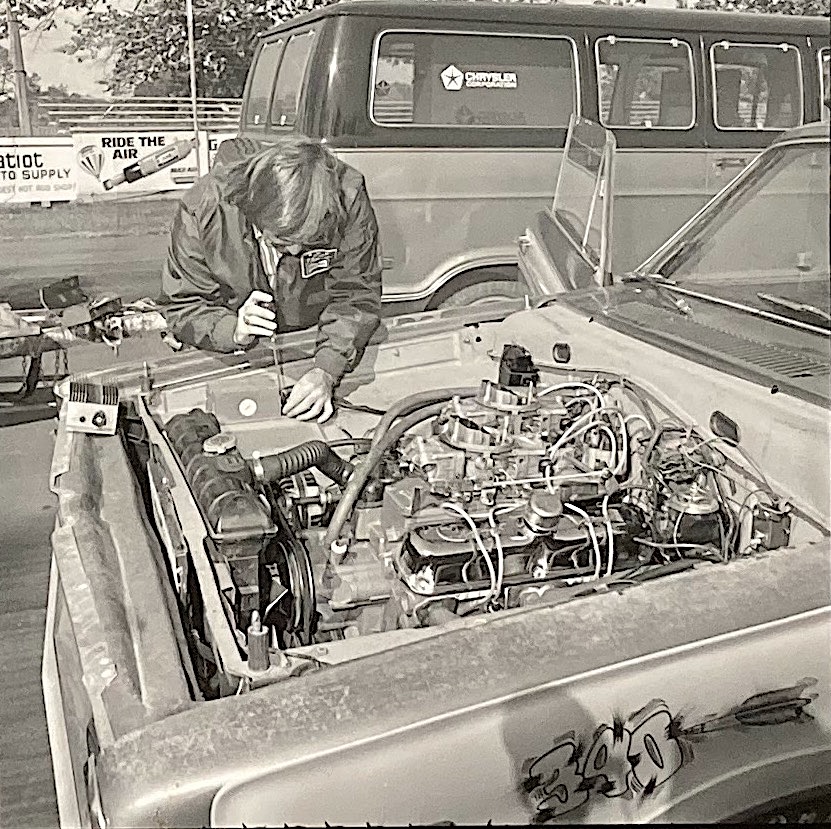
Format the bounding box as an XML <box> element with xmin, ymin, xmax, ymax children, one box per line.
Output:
<box><xmin>134</xmin><ymin>345</ymin><xmax>802</xmax><ymax>695</ymax></box>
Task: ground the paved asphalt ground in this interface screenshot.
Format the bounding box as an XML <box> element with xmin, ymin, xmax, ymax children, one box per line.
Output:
<box><xmin>0</xmin><ymin>228</ymin><xmax>172</xmax><ymax>827</ymax></box>
<box><xmin>0</xmin><ymin>232</ymin><xmax>168</xmax><ymax>302</ymax></box>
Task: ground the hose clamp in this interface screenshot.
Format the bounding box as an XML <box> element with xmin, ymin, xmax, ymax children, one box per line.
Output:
<box><xmin>251</xmin><ymin>451</ymin><xmax>264</xmax><ymax>482</ymax></box>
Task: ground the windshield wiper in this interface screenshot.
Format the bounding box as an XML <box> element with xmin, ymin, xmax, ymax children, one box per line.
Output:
<box><xmin>620</xmin><ymin>272</ymin><xmax>693</xmax><ymax>315</ymax></box>
<box><xmin>757</xmin><ymin>292</ymin><xmax>831</xmax><ymax>324</ymax></box>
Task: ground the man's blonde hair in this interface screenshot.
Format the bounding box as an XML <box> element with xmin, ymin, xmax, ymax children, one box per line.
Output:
<box><xmin>223</xmin><ymin>135</ymin><xmax>347</xmax><ymax>246</ymax></box>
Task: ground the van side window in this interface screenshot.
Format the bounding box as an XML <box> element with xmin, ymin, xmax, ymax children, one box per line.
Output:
<box><xmin>270</xmin><ymin>29</ymin><xmax>317</xmax><ymax>128</ymax></box>
<box><xmin>595</xmin><ymin>37</ymin><xmax>695</xmax><ymax>129</ymax></box>
<box><xmin>245</xmin><ymin>40</ymin><xmax>284</xmax><ymax>127</ymax></box>
<box><xmin>710</xmin><ymin>42</ymin><xmax>803</xmax><ymax>130</ymax></box>
<box><xmin>370</xmin><ymin>31</ymin><xmax>578</xmax><ymax>128</ymax></box>
<box><xmin>820</xmin><ymin>48</ymin><xmax>830</xmax><ymax>123</ymax></box>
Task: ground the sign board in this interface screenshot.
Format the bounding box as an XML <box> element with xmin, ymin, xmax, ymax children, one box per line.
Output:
<box><xmin>72</xmin><ymin>130</ymin><xmax>202</xmax><ymax>196</ymax></box>
<box><xmin>206</xmin><ymin>132</ymin><xmax>239</xmax><ymax>169</ymax></box>
<box><xmin>0</xmin><ymin>131</ymin><xmax>239</xmax><ymax>204</ymax></box>
<box><xmin>0</xmin><ymin>137</ymin><xmax>77</xmax><ymax>204</ymax></box>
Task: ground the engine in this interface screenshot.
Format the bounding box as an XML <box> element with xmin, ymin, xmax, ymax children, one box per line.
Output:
<box><xmin>157</xmin><ymin>350</ymin><xmax>794</xmax><ymax>677</ymax></box>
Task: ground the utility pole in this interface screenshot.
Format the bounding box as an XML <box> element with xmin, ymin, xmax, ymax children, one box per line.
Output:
<box><xmin>185</xmin><ymin>0</ymin><xmax>201</xmax><ymax>176</ymax></box>
<box><xmin>5</xmin><ymin>0</ymin><xmax>32</xmax><ymax>134</ymax></box>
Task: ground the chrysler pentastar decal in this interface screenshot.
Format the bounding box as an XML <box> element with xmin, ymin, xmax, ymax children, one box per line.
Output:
<box><xmin>440</xmin><ymin>65</ymin><xmax>464</xmax><ymax>92</ymax></box>
<box><xmin>521</xmin><ymin>678</ymin><xmax>819</xmax><ymax>822</ymax></box>
<box><xmin>440</xmin><ymin>64</ymin><xmax>518</xmax><ymax>91</ymax></box>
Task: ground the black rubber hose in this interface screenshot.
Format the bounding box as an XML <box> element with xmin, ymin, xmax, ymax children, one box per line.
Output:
<box><xmin>253</xmin><ymin>441</ymin><xmax>354</xmax><ymax>488</ymax></box>
<box><xmin>369</xmin><ymin>387</ymin><xmax>480</xmax><ymax>447</ymax></box>
<box><xmin>322</xmin><ymin>387</ymin><xmax>480</xmax><ymax>550</ymax></box>
<box><xmin>323</xmin><ymin>401</ymin><xmax>449</xmax><ymax>550</ymax></box>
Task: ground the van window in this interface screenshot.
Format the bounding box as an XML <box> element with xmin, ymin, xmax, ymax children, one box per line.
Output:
<box><xmin>820</xmin><ymin>48</ymin><xmax>830</xmax><ymax>123</ymax></box>
<box><xmin>270</xmin><ymin>29</ymin><xmax>317</xmax><ymax>128</ymax></box>
<box><xmin>710</xmin><ymin>42</ymin><xmax>803</xmax><ymax>131</ymax></box>
<box><xmin>370</xmin><ymin>31</ymin><xmax>578</xmax><ymax>128</ymax></box>
<box><xmin>245</xmin><ymin>40</ymin><xmax>284</xmax><ymax>127</ymax></box>
<box><xmin>595</xmin><ymin>37</ymin><xmax>695</xmax><ymax>129</ymax></box>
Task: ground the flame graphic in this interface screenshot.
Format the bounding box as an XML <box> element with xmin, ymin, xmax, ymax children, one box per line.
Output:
<box><xmin>77</xmin><ymin>145</ymin><xmax>104</xmax><ymax>180</ymax></box>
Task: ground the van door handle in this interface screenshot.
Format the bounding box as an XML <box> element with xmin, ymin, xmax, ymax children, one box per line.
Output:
<box><xmin>714</xmin><ymin>157</ymin><xmax>748</xmax><ymax>170</ymax></box>
<box><xmin>517</xmin><ymin>233</ymin><xmax>532</xmax><ymax>253</ymax></box>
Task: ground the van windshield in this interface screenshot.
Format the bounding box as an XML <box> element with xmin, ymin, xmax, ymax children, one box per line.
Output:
<box><xmin>652</xmin><ymin>142</ymin><xmax>830</xmax><ymax>286</ymax></box>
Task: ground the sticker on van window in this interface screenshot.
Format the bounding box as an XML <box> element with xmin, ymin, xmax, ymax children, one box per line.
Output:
<box><xmin>440</xmin><ymin>65</ymin><xmax>464</xmax><ymax>91</ymax></box>
<box><xmin>440</xmin><ymin>64</ymin><xmax>518</xmax><ymax>91</ymax></box>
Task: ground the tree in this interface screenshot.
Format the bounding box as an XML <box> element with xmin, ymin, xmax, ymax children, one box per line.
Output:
<box><xmin>0</xmin><ymin>43</ymin><xmax>44</xmax><ymax>129</ymax></box>
<box><xmin>2</xmin><ymin>0</ymin><xmax>826</xmax><ymax>100</ymax></box>
<box><xmin>0</xmin><ymin>0</ymin><xmax>89</xmax><ymax>41</ymax></box>
<box><xmin>2</xmin><ymin>0</ymin><xmax>336</xmax><ymax>99</ymax></box>
<box><xmin>693</xmin><ymin>0</ymin><xmax>828</xmax><ymax>13</ymax></box>
<box><xmin>66</xmin><ymin>0</ymin><xmax>325</xmax><ymax>98</ymax></box>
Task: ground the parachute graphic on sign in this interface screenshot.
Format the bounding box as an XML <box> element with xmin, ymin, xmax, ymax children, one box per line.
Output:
<box><xmin>77</xmin><ymin>145</ymin><xmax>104</xmax><ymax>179</ymax></box>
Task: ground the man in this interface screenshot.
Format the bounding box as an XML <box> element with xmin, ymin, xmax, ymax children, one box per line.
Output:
<box><xmin>159</xmin><ymin>134</ymin><xmax>382</xmax><ymax>422</ymax></box>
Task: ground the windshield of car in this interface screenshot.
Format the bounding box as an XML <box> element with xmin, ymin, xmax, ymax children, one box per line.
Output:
<box><xmin>652</xmin><ymin>141</ymin><xmax>829</xmax><ymax>285</ymax></box>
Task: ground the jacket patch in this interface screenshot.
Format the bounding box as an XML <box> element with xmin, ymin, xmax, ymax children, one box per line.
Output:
<box><xmin>301</xmin><ymin>248</ymin><xmax>337</xmax><ymax>280</ymax></box>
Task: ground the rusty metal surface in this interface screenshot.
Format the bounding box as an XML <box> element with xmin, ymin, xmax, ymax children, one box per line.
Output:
<box><xmin>95</xmin><ymin>541</ymin><xmax>830</xmax><ymax>827</ymax></box>
<box><xmin>50</xmin><ymin>410</ymin><xmax>193</xmax><ymax>743</ymax></box>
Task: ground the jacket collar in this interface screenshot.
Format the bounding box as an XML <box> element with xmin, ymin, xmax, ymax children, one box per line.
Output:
<box><xmin>251</xmin><ymin>225</ymin><xmax>304</xmax><ymax>257</ymax></box>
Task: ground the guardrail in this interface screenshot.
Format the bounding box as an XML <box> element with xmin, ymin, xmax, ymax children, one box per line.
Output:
<box><xmin>37</xmin><ymin>97</ymin><xmax>242</xmax><ymax>131</ymax></box>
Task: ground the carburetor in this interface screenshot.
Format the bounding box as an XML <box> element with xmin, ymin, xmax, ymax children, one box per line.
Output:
<box><xmin>396</xmin><ymin>379</ymin><xmax>560</xmax><ymax>496</ymax></box>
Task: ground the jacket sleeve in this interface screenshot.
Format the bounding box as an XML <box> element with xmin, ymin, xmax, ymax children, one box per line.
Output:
<box><xmin>158</xmin><ymin>200</ymin><xmax>240</xmax><ymax>353</ymax></box>
<box><xmin>314</xmin><ymin>178</ymin><xmax>383</xmax><ymax>381</ymax></box>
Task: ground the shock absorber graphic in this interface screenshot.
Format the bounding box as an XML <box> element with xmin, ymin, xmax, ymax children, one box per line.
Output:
<box><xmin>103</xmin><ymin>138</ymin><xmax>197</xmax><ymax>190</ymax></box>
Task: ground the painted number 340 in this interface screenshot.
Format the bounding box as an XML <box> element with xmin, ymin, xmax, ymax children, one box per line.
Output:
<box><xmin>524</xmin><ymin>700</ymin><xmax>684</xmax><ymax>819</ymax></box>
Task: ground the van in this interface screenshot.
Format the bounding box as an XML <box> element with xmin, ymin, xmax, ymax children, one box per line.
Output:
<box><xmin>239</xmin><ymin>0</ymin><xmax>829</xmax><ymax>308</ymax></box>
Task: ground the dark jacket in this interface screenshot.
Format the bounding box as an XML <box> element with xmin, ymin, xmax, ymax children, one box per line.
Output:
<box><xmin>158</xmin><ymin>137</ymin><xmax>382</xmax><ymax>381</ymax></box>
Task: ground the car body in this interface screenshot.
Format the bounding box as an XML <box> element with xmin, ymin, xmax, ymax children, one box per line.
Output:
<box><xmin>43</xmin><ymin>122</ymin><xmax>830</xmax><ymax>827</ymax></box>
<box><xmin>238</xmin><ymin>0</ymin><xmax>829</xmax><ymax>309</ymax></box>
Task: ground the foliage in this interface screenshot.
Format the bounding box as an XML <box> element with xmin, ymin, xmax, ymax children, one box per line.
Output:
<box><xmin>693</xmin><ymin>0</ymin><xmax>828</xmax><ymax>13</ymax></box>
<box><xmin>1</xmin><ymin>0</ymin><xmax>826</xmax><ymax>100</ymax></box>
<box><xmin>1</xmin><ymin>44</ymin><xmax>41</xmax><ymax>128</ymax></box>
<box><xmin>1</xmin><ymin>42</ymin><xmax>94</xmax><ymax>130</ymax></box>
<box><xmin>3</xmin><ymin>0</ymin><xmax>336</xmax><ymax>98</ymax></box>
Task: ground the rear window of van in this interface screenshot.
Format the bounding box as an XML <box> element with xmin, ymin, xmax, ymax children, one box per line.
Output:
<box><xmin>370</xmin><ymin>30</ymin><xmax>578</xmax><ymax>128</ymax></box>
<box><xmin>246</xmin><ymin>40</ymin><xmax>284</xmax><ymax>127</ymax></box>
<box><xmin>710</xmin><ymin>41</ymin><xmax>803</xmax><ymax>131</ymax></box>
<box><xmin>595</xmin><ymin>37</ymin><xmax>695</xmax><ymax>129</ymax></box>
<box><xmin>270</xmin><ymin>29</ymin><xmax>317</xmax><ymax>128</ymax></box>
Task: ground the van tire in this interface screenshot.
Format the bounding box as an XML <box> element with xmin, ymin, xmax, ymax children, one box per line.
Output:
<box><xmin>431</xmin><ymin>268</ymin><xmax>524</xmax><ymax>309</ymax></box>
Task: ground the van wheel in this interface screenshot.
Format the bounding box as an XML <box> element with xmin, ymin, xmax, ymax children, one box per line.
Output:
<box><xmin>436</xmin><ymin>278</ymin><xmax>525</xmax><ymax>309</ymax></box>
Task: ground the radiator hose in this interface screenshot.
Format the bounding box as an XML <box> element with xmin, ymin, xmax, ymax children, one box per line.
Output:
<box><xmin>251</xmin><ymin>441</ymin><xmax>354</xmax><ymax>488</ymax></box>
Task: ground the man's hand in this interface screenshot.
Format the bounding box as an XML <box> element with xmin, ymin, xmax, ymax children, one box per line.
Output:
<box><xmin>233</xmin><ymin>290</ymin><xmax>277</xmax><ymax>346</ymax></box>
<box><xmin>282</xmin><ymin>368</ymin><xmax>335</xmax><ymax>423</ymax></box>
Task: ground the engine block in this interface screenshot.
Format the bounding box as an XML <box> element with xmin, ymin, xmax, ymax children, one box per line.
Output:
<box><xmin>158</xmin><ymin>366</ymin><xmax>794</xmax><ymax>663</ymax></box>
